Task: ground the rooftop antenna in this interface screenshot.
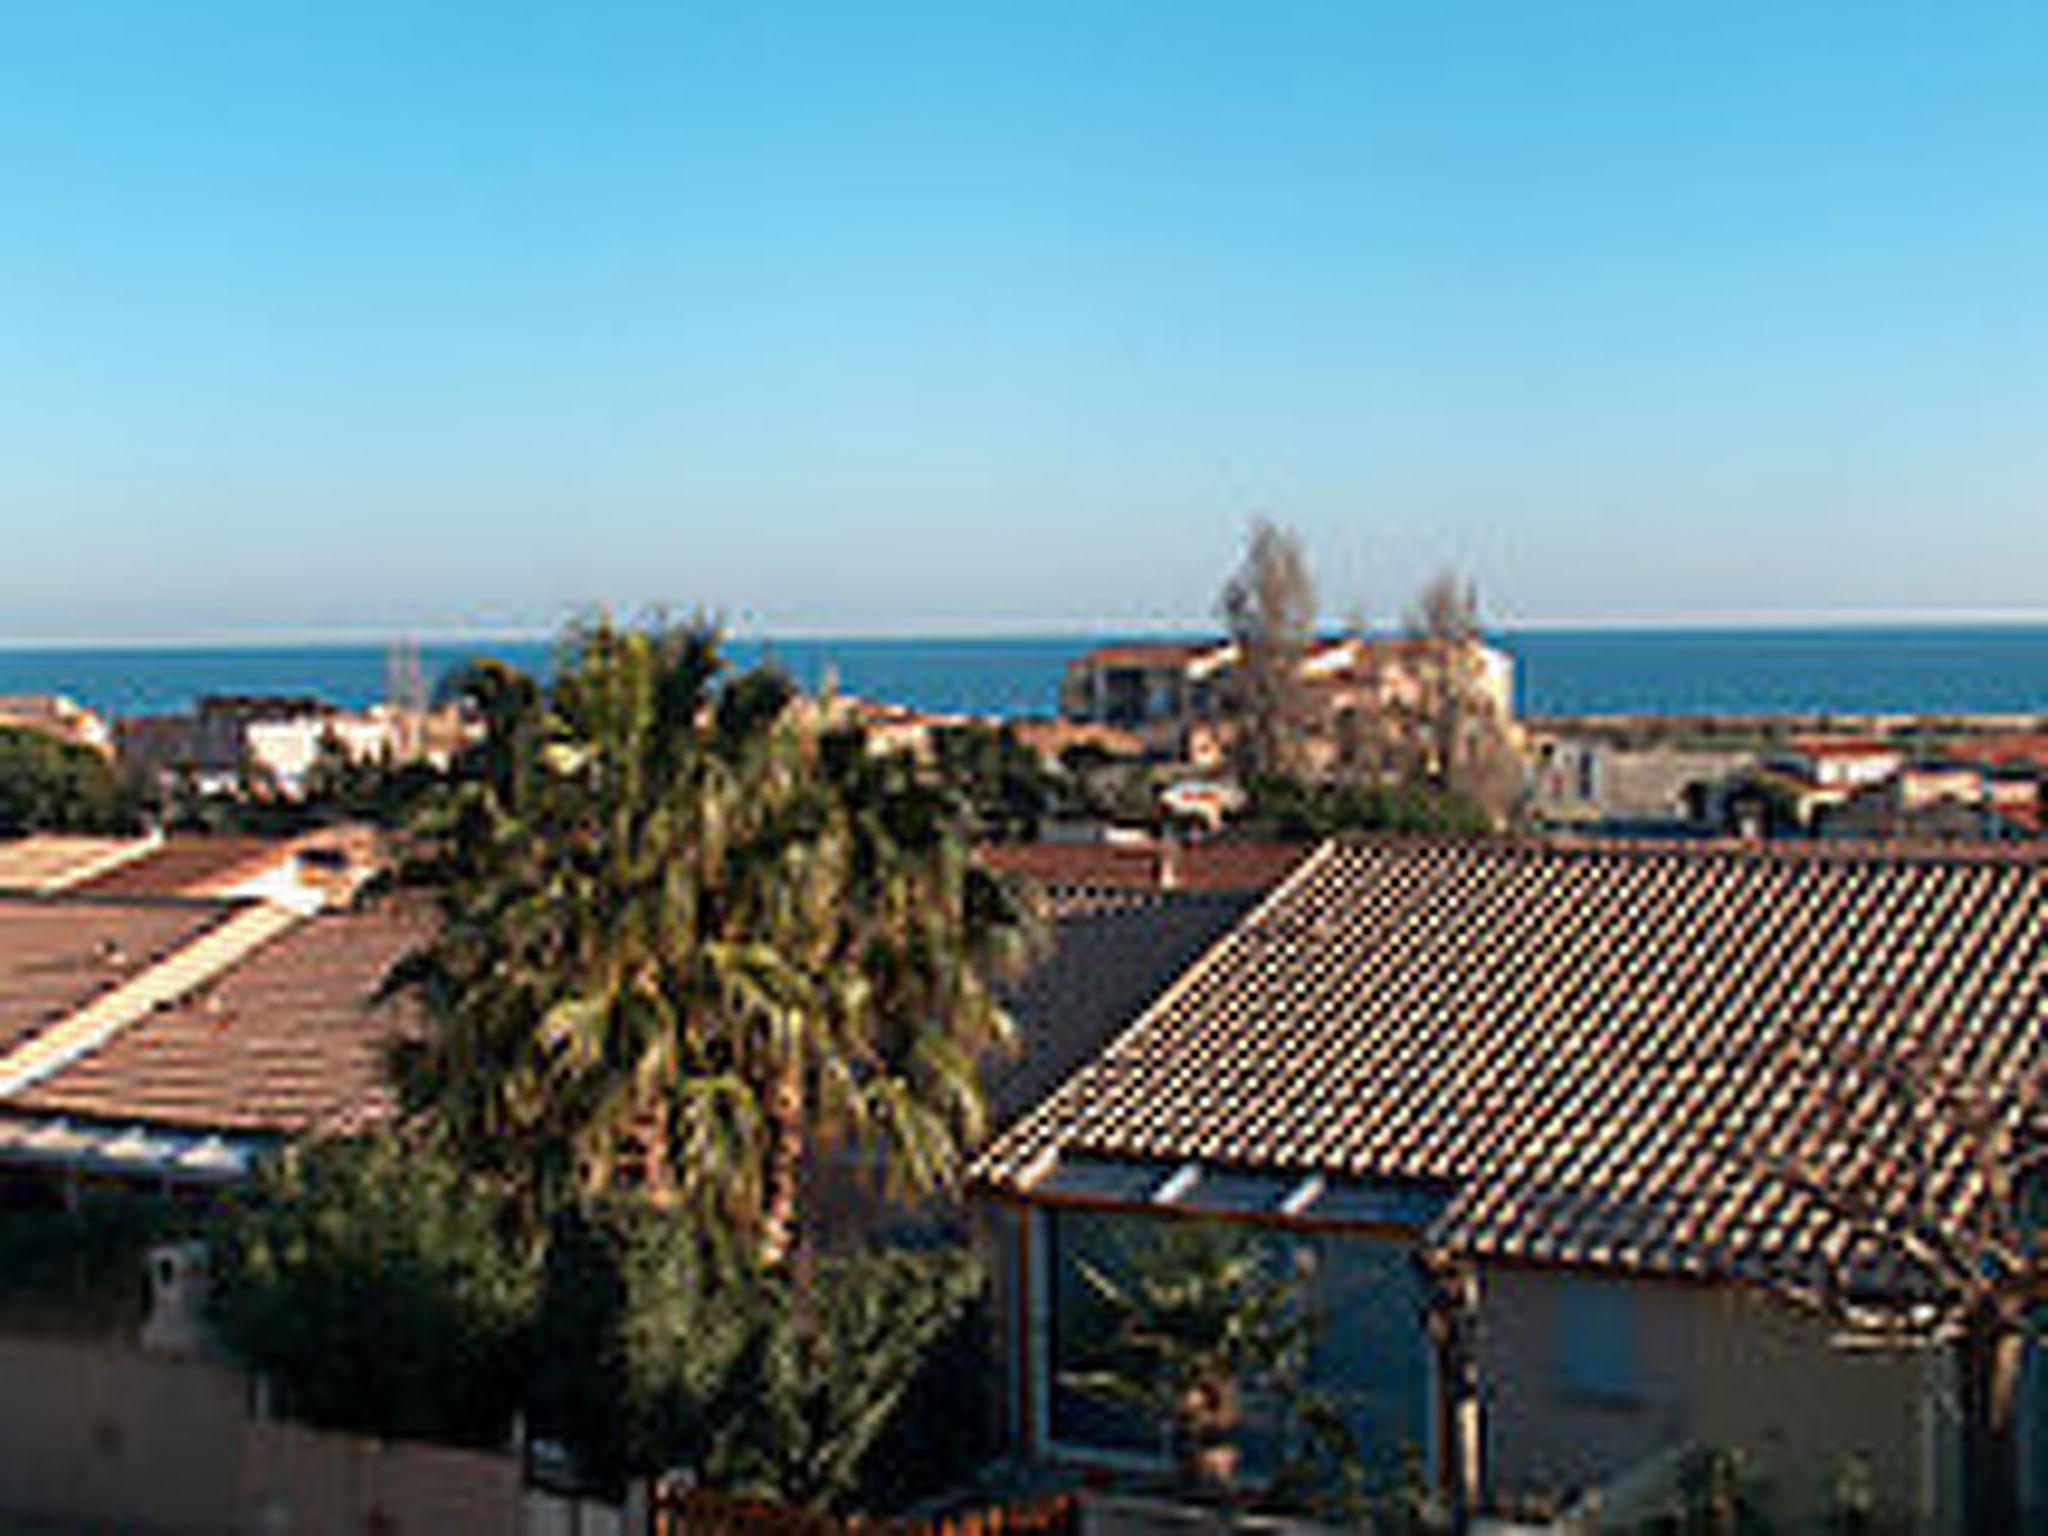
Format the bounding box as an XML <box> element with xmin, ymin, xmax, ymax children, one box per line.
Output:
<box><xmin>385</xmin><ymin>636</ymin><xmax>427</xmax><ymax>758</ymax></box>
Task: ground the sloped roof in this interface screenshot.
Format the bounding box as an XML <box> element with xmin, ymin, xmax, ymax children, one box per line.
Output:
<box><xmin>0</xmin><ymin>835</ymin><xmax>156</xmax><ymax>895</ymax></box>
<box><xmin>1066</xmin><ymin>642</ymin><xmax>1219</xmax><ymax>670</ymax></box>
<box><xmin>11</xmin><ymin>903</ymin><xmax>424</xmax><ymax>1136</ymax></box>
<box><xmin>73</xmin><ymin>834</ymin><xmax>297</xmax><ymax>899</ymax></box>
<box><xmin>0</xmin><ymin>898</ymin><xmax>231</xmax><ymax>1056</ymax></box>
<box><xmin>980</xmin><ymin>840</ymin><xmax>1309</xmax><ymax>895</ymax></box>
<box><xmin>975</xmin><ymin>837</ymin><xmax>2044</xmax><ymax>1289</ymax></box>
<box><xmin>1949</xmin><ymin>732</ymin><xmax>2048</xmax><ymax>774</ymax></box>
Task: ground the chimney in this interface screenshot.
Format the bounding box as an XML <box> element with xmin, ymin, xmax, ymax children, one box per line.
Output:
<box><xmin>142</xmin><ymin>1240</ymin><xmax>214</xmax><ymax>1357</ymax></box>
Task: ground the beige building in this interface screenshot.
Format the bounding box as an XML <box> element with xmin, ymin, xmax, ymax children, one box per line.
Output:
<box><xmin>1475</xmin><ymin>1266</ymin><xmax>1948</xmax><ymax>1524</ymax></box>
<box><xmin>973</xmin><ymin>837</ymin><xmax>2044</xmax><ymax>1531</ymax></box>
<box><xmin>1528</xmin><ymin>735</ymin><xmax>1758</xmax><ymax>831</ymax></box>
<box><xmin>1060</xmin><ymin>636</ymin><xmax>1516</xmax><ymax>769</ymax></box>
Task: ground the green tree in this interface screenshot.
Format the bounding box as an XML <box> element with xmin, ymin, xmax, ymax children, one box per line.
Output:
<box><xmin>521</xmin><ymin>1204</ymin><xmax>987</xmax><ymax>1509</ymax></box>
<box><xmin>524</xmin><ymin>1201</ymin><xmax>756</xmax><ymax>1495</ymax></box>
<box><xmin>927</xmin><ymin>721</ymin><xmax>1064</xmax><ymax>840</ymax></box>
<box><xmin>1066</xmin><ymin>1221</ymin><xmax>1313</xmax><ymax>1494</ymax></box>
<box><xmin>697</xmin><ymin>1246</ymin><xmax>985</xmax><ymax>1511</ymax></box>
<box><xmin>1241</xmin><ymin>773</ymin><xmax>1493</xmax><ymax>841</ymax></box>
<box><xmin>394</xmin><ymin>618</ymin><xmax>1040</xmax><ymax>1266</ymax></box>
<box><xmin>0</xmin><ymin>726</ymin><xmax>138</xmax><ymax>835</ymax></box>
<box><xmin>210</xmin><ymin>1134</ymin><xmax>536</xmax><ymax>1449</ymax></box>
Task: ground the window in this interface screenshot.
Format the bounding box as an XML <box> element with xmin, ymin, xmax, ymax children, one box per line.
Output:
<box><xmin>1045</xmin><ymin>1206</ymin><xmax>1165</xmax><ymax>1458</ymax></box>
<box><xmin>1039</xmin><ymin>1205</ymin><xmax>1434</xmax><ymax>1477</ymax></box>
<box><xmin>1298</xmin><ymin>1232</ymin><xmax>1435</xmax><ymax>1468</ymax></box>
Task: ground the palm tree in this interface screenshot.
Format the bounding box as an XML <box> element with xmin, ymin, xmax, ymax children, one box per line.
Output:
<box><xmin>392</xmin><ymin>625</ymin><xmax>719</xmax><ymax>1230</ymax></box>
<box><xmin>1065</xmin><ymin>1221</ymin><xmax>1313</xmax><ymax>1493</ymax></box>
<box><xmin>804</xmin><ymin>730</ymin><xmax>1033</xmax><ymax>1227</ymax></box>
<box><xmin>694</xmin><ymin>688</ymin><xmax>1035</xmax><ymax>1266</ymax></box>
<box><xmin>394</xmin><ymin>618</ymin><xmax>1039</xmax><ymax>1265</ymax></box>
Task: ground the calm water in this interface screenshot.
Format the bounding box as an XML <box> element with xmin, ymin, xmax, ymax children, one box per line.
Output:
<box><xmin>0</xmin><ymin>627</ymin><xmax>2043</xmax><ymax>721</ymax></box>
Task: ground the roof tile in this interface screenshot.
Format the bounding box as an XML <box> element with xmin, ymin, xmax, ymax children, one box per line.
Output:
<box><xmin>975</xmin><ymin>838</ymin><xmax>2044</xmax><ymax>1288</ymax></box>
<box><xmin>12</xmin><ymin>903</ymin><xmax>425</xmax><ymax>1136</ymax></box>
<box><xmin>0</xmin><ymin>898</ymin><xmax>230</xmax><ymax>1056</ymax></box>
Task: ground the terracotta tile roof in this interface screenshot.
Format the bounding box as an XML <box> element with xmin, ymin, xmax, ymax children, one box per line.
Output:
<box><xmin>1949</xmin><ymin>732</ymin><xmax>2048</xmax><ymax>774</ymax></box>
<box><xmin>975</xmin><ymin>837</ymin><xmax>2044</xmax><ymax>1290</ymax></box>
<box><xmin>74</xmin><ymin>835</ymin><xmax>296</xmax><ymax>900</ymax></box>
<box><xmin>0</xmin><ymin>694</ymin><xmax>111</xmax><ymax>754</ymax></box>
<box><xmin>1789</xmin><ymin>735</ymin><xmax>1901</xmax><ymax>758</ymax></box>
<box><xmin>12</xmin><ymin>902</ymin><xmax>426</xmax><ymax>1136</ymax></box>
<box><xmin>1067</xmin><ymin>642</ymin><xmax>1218</xmax><ymax>670</ymax></box>
<box><xmin>979</xmin><ymin>840</ymin><xmax>1309</xmax><ymax>895</ymax></box>
<box><xmin>0</xmin><ymin>899</ymin><xmax>231</xmax><ymax>1057</ymax></box>
<box><xmin>0</xmin><ymin>835</ymin><xmax>156</xmax><ymax>895</ymax></box>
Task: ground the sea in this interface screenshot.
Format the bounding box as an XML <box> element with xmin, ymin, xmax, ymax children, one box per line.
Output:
<box><xmin>0</xmin><ymin>626</ymin><xmax>2044</xmax><ymax>722</ymax></box>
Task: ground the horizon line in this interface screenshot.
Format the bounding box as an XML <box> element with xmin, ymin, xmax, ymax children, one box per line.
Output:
<box><xmin>1</xmin><ymin>606</ymin><xmax>2047</xmax><ymax>651</ymax></box>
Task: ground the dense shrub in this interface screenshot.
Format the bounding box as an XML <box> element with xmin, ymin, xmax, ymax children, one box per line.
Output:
<box><xmin>0</xmin><ymin>726</ymin><xmax>138</xmax><ymax>835</ymax></box>
<box><xmin>0</xmin><ymin>1186</ymin><xmax>180</xmax><ymax>1336</ymax></box>
<box><xmin>529</xmin><ymin>1209</ymin><xmax>985</xmax><ymax>1512</ymax></box>
<box><xmin>526</xmin><ymin>1203</ymin><xmax>754</xmax><ymax>1495</ymax></box>
<box><xmin>694</xmin><ymin>1245</ymin><xmax>986</xmax><ymax>1511</ymax></box>
<box><xmin>209</xmin><ymin>1135</ymin><xmax>536</xmax><ymax>1448</ymax></box>
<box><xmin>211</xmin><ymin>1141</ymin><xmax>983</xmax><ymax>1514</ymax></box>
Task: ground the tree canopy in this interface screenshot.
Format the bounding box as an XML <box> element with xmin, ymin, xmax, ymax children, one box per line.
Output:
<box><xmin>1219</xmin><ymin>519</ymin><xmax>1318</xmax><ymax>784</ymax></box>
<box><xmin>210</xmin><ymin>1135</ymin><xmax>535</xmax><ymax>1449</ymax></box>
<box><xmin>209</xmin><ymin>1135</ymin><xmax>989</xmax><ymax>1509</ymax></box>
<box><xmin>393</xmin><ymin>618</ymin><xmax>1041</xmax><ymax>1264</ymax></box>
<box><xmin>1400</xmin><ymin>570</ymin><xmax>1521</xmax><ymax>823</ymax></box>
<box><xmin>0</xmin><ymin>726</ymin><xmax>138</xmax><ymax>836</ymax></box>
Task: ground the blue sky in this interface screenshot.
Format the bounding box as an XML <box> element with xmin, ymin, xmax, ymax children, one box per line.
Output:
<box><xmin>2</xmin><ymin>2</ymin><xmax>2044</xmax><ymax>639</ymax></box>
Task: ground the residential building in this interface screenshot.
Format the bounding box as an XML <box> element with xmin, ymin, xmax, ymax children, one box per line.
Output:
<box><xmin>0</xmin><ymin>834</ymin><xmax>162</xmax><ymax>896</ymax></box>
<box><xmin>972</xmin><ymin>837</ymin><xmax>2043</xmax><ymax>1530</ymax></box>
<box><xmin>979</xmin><ymin>835</ymin><xmax>1307</xmax><ymax>897</ymax></box>
<box><xmin>116</xmin><ymin>695</ymin><xmax>336</xmax><ymax>799</ymax></box>
<box><xmin>1767</xmin><ymin>734</ymin><xmax>1908</xmax><ymax>791</ymax></box>
<box><xmin>1739</xmin><ymin>735</ymin><xmax>1907</xmax><ymax>829</ymax></box>
<box><xmin>0</xmin><ymin>694</ymin><xmax>113</xmax><ymax>757</ymax></box>
<box><xmin>979</xmin><ymin>839</ymin><xmax>1310</xmax><ymax>1129</ymax></box>
<box><xmin>117</xmin><ymin>695</ymin><xmax>474</xmax><ymax>803</ymax></box>
<box><xmin>1817</xmin><ymin>764</ymin><xmax>2039</xmax><ymax>842</ymax></box>
<box><xmin>1943</xmin><ymin>733</ymin><xmax>2048</xmax><ymax>836</ymax></box>
<box><xmin>0</xmin><ymin>881</ymin><xmax>526</xmax><ymax>1535</ymax></box>
<box><xmin>1002</xmin><ymin>717</ymin><xmax>1146</xmax><ymax>767</ymax></box>
<box><xmin>1725</xmin><ymin>732</ymin><xmax>2046</xmax><ymax>842</ymax></box>
<box><xmin>0</xmin><ymin>885</ymin><xmax>414</xmax><ymax>1193</ymax></box>
<box><xmin>1527</xmin><ymin>735</ymin><xmax>1757</xmax><ymax>835</ymax></box>
<box><xmin>1059</xmin><ymin>636</ymin><xmax>1517</xmax><ymax>768</ymax></box>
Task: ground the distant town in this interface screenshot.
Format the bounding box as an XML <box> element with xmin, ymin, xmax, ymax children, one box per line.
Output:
<box><xmin>4</xmin><ymin>599</ymin><xmax>2040</xmax><ymax>853</ymax></box>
